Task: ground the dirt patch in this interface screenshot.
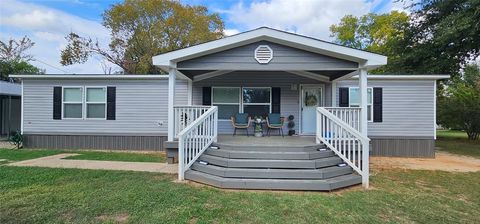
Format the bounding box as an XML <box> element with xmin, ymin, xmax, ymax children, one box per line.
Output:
<box><xmin>96</xmin><ymin>213</ymin><xmax>129</xmax><ymax>223</ymax></box>
<box><xmin>371</xmin><ymin>151</ymin><xmax>480</xmax><ymax>172</ymax></box>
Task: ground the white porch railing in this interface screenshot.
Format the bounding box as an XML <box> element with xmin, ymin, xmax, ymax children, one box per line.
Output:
<box><xmin>325</xmin><ymin>107</ymin><xmax>361</xmax><ymax>131</ymax></box>
<box><xmin>174</xmin><ymin>106</ymin><xmax>211</xmax><ymax>138</ymax></box>
<box><xmin>178</xmin><ymin>106</ymin><xmax>218</xmax><ymax>180</ymax></box>
<box><xmin>316</xmin><ymin>107</ymin><xmax>370</xmax><ymax>188</ymax></box>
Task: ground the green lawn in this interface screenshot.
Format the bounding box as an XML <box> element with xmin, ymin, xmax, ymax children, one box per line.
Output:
<box><xmin>0</xmin><ymin>148</ymin><xmax>165</xmax><ymax>163</ymax></box>
<box><xmin>436</xmin><ymin>130</ymin><xmax>480</xmax><ymax>158</ymax></box>
<box><xmin>0</xmin><ymin>166</ymin><xmax>478</xmax><ymax>223</ymax></box>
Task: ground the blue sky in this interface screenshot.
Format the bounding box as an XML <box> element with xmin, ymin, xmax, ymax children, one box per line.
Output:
<box><xmin>0</xmin><ymin>0</ymin><xmax>406</xmax><ymax>74</ymax></box>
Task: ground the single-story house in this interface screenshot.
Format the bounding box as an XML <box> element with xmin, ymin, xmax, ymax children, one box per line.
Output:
<box><xmin>11</xmin><ymin>27</ymin><xmax>449</xmax><ymax>191</ymax></box>
<box><xmin>0</xmin><ymin>80</ymin><xmax>21</xmax><ymax>138</ymax></box>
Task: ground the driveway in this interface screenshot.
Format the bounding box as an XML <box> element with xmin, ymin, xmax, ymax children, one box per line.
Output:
<box><xmin>8</xmin><ymin>153</ymin><xmax>177</xmax><ymax>174</ymax></box>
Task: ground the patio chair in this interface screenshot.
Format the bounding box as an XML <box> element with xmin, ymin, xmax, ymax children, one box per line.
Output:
<box><xmin>266</xmin><ymin>113</ymin><xmax>285</xmax><ymax>137</ymax></box>
<box><xmin>231</xmin><ymin>113</ymin><xmax>251</xmax><ymax>136</ymax></box>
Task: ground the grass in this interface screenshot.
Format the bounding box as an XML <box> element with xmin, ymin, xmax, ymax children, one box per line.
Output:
<box><xmin>0</xmin><ymin>166</ymin><xmax>478</xmax><ymax>223</ymax></box>
<box><xmin>0</xmin><ymin>148</ymin><xmax>165</xmax><ymax>163</ymax></box>
<box><xmin>63</xmin><ymin>151</ymin><xmax>165</xmax><ymax>163</ymax></box>
<box><xmin>436</xmin><ymin>130</ymin><xmax>480</xmax><ymax>158</ymax></box>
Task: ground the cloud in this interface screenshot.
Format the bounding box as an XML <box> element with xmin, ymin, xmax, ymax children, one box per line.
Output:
<box><xmin>224</xmin><ymin>0</ymin><xmax>373</xmax><ymax>41</ymax></box>
<box><xmin>0</xmin><ymin>0</ymin><xmax>117</xmax><ymax>74</ymax></box>
<box><xmin>222</xmin><ymin>0</ymin><xmax>411</xmax><ymax>41</ymax></box>
<box><xmin>223</xmin><ymin>29</ymin><xmax>240</xmax><ymax>36</ymax></box>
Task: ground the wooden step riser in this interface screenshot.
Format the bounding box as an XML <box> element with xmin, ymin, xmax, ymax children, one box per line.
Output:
<box><xmin>185</xmin><ymin>171</ymin><xmax>362</xmax><ymax>191</ymax></box>
<box><xmin>199</xmin><ymin>155</ymin><xmax>343</xmax><ymax>169</ymax></box>
<box><xmin>191</xmin><ymin>163</ymin><xmax>353</xmax><ymax>179</ymax></box>
<box><xmin>212</xmin><ymin>144</ymin><xmax>324</xmax><ymax>152</ymax></box>
<box><xmin>205</xmin><ymin>149</ymin><xmax>334</xmax><ymax>160</ymax></box>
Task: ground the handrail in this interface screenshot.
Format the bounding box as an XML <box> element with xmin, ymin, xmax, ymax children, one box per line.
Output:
<box><xmin>174</xmin><ymin>106</ymin><xmax>211</xmax><ymax>138</ymax></box>
<box><xmin>317</xmin><ymin>108</ymin><xmax>369</xmax><ymax>142</ymax></box>
<box><xmin>178</xmin><ymin>106</ymin><xmax>218</xmax><ymax>180</ymax></box>
<box><xmin>324</xmin><ymin>107</ymin><xmax>361</xmax><ymax>131</ymax></box>
<box><xmin>316</xmin><ymin>107</ymin><xmax>370</xmax><ymax>188</ymax></box>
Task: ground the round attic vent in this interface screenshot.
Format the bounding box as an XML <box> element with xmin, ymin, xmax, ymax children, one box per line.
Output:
<box><xmin>254</xmin><ymin>45</ymin><xmax>273</xmax><ymax>64</ymax></box>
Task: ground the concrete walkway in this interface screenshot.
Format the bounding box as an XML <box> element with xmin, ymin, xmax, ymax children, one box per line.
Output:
<box><xmin>8</xmin><ymin>153</ymin><xmax>177</xmax><ymax>174</ymax></box>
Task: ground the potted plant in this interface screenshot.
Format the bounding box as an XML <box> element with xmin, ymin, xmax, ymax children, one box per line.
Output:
<box><xmin>254</xmin><ymin>116</ymin><xmax>263</xmax><ymax>137</ymax></box>
<box><xmin>287</xmin><ymin>115</ymin><xmax>295</xmax><ymax>136</ymax></box>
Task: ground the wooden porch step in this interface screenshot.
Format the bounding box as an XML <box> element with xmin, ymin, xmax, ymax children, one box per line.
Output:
<box><xmin>204</xmin><ymin>148</ymin><xmax>334</xmax><ymax>160</ymax></box>
<box><xmin>185</xmin><ymin>170</ymin><xmax>362</xmax><ymax>191</ymax></box>
<box><xmin>191</xmin><ymin>163</ymin><xmax>353</xmax><ymax>179</ymax></box>
<box><xmin>198</xmin><ymin>154</ymin><xmax>343</xmax><ymax>169</ymax></box>
<box><xmin>212</xmin><ymin>143</ymin><xmax>324</xmax><ymax>152</ymax></box>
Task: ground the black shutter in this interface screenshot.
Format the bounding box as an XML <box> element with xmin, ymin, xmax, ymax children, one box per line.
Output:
<box><xmin>53</xmin><ymin>87</ymin><xmax>62</xmax><ymax>120</ymax></box>
<box><xmin>339</xmin><ymin>87</ymin><xmax>349</xmax><ymax>107</ymax></box>
<box><xmin>107</xmin><ymin>87</ymin><xmax>116</xmax><ymax>120</ymax></box>
<box><xmin>271</xmin><ymin>87</ymin><xmax>281</xmax><ymax>113</ymax></box>
<box><xmin>373</xmin><ymin>87</ymin><xmax>383</xmax><ymax>122</ymax></box>
<box><xmin>202</xmin><ymin>87</ymin><xmax>212</xmax><ymax>105</ymax></box>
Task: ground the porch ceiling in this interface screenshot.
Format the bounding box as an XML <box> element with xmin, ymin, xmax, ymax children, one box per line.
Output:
<box><xmin>180</xmin><ymin>69</ymin><xmax>357</xmax><ymax>82</ymax></box>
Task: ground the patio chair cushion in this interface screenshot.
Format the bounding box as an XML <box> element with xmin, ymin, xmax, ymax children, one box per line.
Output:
<box><xmin>268</xmin><ymin>113</ymin><xmax>282</xmax><ymax>125</ymax></box>
<box><xmin>235</xmin><ymin>113</ymin><xmax>249</xmax><ymax>125</ymax></box>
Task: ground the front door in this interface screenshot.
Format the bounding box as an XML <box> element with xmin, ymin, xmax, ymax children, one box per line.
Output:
<box><xmin>301</xmin><ymin>86</ymin><xmax>323</xmax><ymax>134</ymax></box>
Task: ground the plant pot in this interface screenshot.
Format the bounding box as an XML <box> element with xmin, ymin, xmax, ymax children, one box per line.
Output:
<box><xmin>254</xmin><ymin>132</ymin><xmax>263</xmax><ymax>137</ymax></box>
<box><xmin>288</xmin><ymin>130</ymin><xmax>295</xmax><ymax>136</ymax></box>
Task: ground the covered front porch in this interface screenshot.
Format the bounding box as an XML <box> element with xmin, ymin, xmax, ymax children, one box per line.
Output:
<box><xmin>152</xmin><ymin>27</ymin><xmax>387</xmax><ymax>190</ymax></box>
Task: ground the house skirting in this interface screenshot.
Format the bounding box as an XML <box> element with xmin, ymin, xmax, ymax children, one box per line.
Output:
<box><xmin>370</xmin><ymin>137</ymin><xmax>435</xmax><ymax>158</ymax></box>
<box><xmin>23</xmin><ymin>134</ymin><xmax>167</xmax><ymax>151</ymax></box>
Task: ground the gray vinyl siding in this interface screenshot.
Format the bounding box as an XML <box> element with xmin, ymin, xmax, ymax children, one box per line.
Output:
<box><xmin>24</xmin><ymin>134</ymin><xmax>166</xmax><ymax>151</ymax></box>
<box><xmin>178</xmin><ymin>41</ymin><xmax>358</xmax><ymax>71</ymax></box>
<box><xmin>192</xmin><ymin>71</ymin><xmax>327</xmax><ymax>134</ymax></box>
<box><xmin>370</xmin><ymin>137</ymin><xmax>435</xmax><ymax>158</ymax></box>
<box><xmin>22</xmin><ymin>79</ymin><xmax>188</xmax><ymax>136</ymax></box>
<box><xmin>336</xmin><ymin>80</ymin><xmax>435</xmax><ymax>138</ymax></box>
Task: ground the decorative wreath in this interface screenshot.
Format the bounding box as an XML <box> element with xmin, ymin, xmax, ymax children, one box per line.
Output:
<box><xmin>305</xmin><ymin>93</ymin><xmax>318</xmax><ymax>106</ymax></box>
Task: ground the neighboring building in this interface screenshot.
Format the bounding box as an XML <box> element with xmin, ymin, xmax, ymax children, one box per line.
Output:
<box><xmin>11</xmin><ymin>27</ymin><xmax>449</xmax><ymax>191</ymax></box>
<box><xmin>0</xmin><ymin>80</ymin><xmax>21</xmax><ymax>138</ymax></box>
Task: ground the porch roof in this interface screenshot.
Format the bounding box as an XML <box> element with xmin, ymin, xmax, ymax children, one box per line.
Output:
<box><xmin>152</xmin><ymin>27</ymin><xmax>387</xmax><ymax>74</ymax></box>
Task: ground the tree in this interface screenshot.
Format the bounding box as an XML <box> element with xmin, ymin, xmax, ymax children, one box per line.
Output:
<box><xmin>0</xmin><ymin>60</ymin><xmax>43</xmax><ymax>81</ymax></box>
<box><xmin>61</xmin><ymin>0</ymin><xmax>224</xmax><ymax>74</ymax></box>
<box><xmin>0</xmin><ymin>36</ymin><xmax>43</xmax><ymax>81</ymax></box>
<box><xmin>399</xmin><ymin>0</ymin><xmax>480</xmax><ymax>75</ymax></box>
<box><xmin>329</xmin><ymin>11</ymin><xmax>410</xmax><ymax>73</ymax></box>
<box><xmin>438</xmin><ymin>64</ymin><xmax>480</xmax><ymax>140</ymax></box>
<box><xmin>0</xmin><ymin>36</ymin><xmax>34</xmax><ymax>62</ymax></box>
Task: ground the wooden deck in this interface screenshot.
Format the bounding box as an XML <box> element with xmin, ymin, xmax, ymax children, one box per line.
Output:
<box><xmin>217</xmin><ymin>135</ymin><xmax>317</xmax><ymax>147</ymax></box>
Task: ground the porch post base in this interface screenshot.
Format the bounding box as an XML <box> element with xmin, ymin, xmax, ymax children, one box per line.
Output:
<box><xmin>164</xmin><ymin>141</ymin><xmax>179</xmax><ymax>164</ymax></box>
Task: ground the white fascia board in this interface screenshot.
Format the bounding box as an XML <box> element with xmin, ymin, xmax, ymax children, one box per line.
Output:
<box><xmin>152</xmin><ymin>27</ymin><xmax>387</xmax><ymax>70</ymax></box>
<box><xmin>9</xmin><ymin>74</ymin><xmax>169</xmax><ymax>79</ymax></box>
<box><xmin>350</xmin><ymin>74</ymin><xmax>450</xmax><ymax>80</ymax></box>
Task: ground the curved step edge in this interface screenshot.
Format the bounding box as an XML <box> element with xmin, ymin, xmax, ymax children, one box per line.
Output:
<box><xmin>191</xmin><ymin>163</ymin><xmax>353</xmax><ymax>179</ymax></box>
<box><xmin>184</xmin><ymin>170</ymin><xmax>362</xmax><ymax>191</ymax></box>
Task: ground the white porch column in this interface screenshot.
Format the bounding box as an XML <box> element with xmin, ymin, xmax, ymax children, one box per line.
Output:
<box><xmin>187</xmin><ymin>79</ymin><xmax>193</xmax><ymax>105</ymax></box>
<box><xmin>167</xmin><ymin>65</ymin><xmax>177</xmax><ymax>142</ymax></box>
<box><xmin>359</xmin><ymin>69</ymin><xmax>368</xmax><ymax>135</ymax></box>
<box><xmin>359</xmin><ymin>67</ymin><xmax>369</xmax><ymax>188</ymax></box>
<box><xmin>331</xmin><ymin>81</ymin><xmax>337</xmax><ymax>107</ymax></box>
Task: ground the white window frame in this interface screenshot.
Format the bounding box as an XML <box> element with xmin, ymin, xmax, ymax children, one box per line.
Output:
<box><xmin>348</xmin><ymin>87</ymin><xmax>373</xmax><ymax>122</ymax></box>
<box><xmin>211</xmin><ymin>87</ymin><xmax>241</xmax><ymax>120</ymax></box>
<box><xmin>85</xmin><ymin>86</ymin><xmax>107</xmax><ymax>120</ymax></box>
<box><xmin>241</xmin><ymin>87</ymin><xmax>272</xmax><ymax>116</ymax></box>
<box><xmin>62</xmin><ymin>86</ymin><xmax>84</xmax><ymax>119</ymax></box>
